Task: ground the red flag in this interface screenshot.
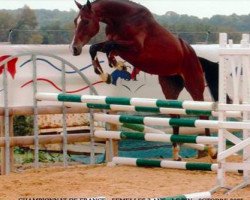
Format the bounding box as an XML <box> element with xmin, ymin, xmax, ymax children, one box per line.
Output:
<box><xmin>0</xmin><ymin>55</ymin><xmax>18</xmax><ymax>79</ymax></box>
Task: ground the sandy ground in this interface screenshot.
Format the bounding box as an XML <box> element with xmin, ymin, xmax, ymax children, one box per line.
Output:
<box><xmin>0</xmin><ymin>156</ymin><xmax>249</xmax><ymax>200</ymax></box>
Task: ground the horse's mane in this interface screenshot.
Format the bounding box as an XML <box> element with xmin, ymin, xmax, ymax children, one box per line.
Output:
<box><xmin>91</xmin><ymin>0</ymin><xmax>149</xmax><ymax>12</ymax></box>
<box><xmin>92</xmin><ymin>0</ymin><xmax>138</xmax><ymax>5</ymax></box>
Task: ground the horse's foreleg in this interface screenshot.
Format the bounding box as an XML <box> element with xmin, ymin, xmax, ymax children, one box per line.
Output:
<box><xmin>102</xmin><ymin>39</ymin><xmax>142</xmax><ymax>54</ymax></box>
<box><xmin>92</xmin><ymin>57</ymin><xmax>112</xmax><ymax>84</ymax></box>
<box><xmin>172</xmin><ymin>115</ymin><xmax>182</xmax><ymax>161</ymax></box>
<box><xmin>89</xmin><ymin>39</ymin><xmax>141</xmax><ymax>83</ymax></box>
<box><xmin>89</xmin><ymin>43</ymin><xmax>113</xmax><ymax>83</ymax></box>
<box><xmin>107</xmin><ymin>52</ymin><xmax>118</xmax><ymax>68</ymax></box>
<box><xmin>89</xmin><ymin>41</ymin><xmax>128</xmax><ymax>82</ymax></box>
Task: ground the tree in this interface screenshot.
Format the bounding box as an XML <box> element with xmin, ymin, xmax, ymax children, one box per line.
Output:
<box><xmin>12</xmin><ymin>5</ymin><xmax>42</xmax><ymax>44</ymax></box>
<box><xmin>28</xmin><ymin>33</ymin><xmax>43</xmax><ymax>44</ymax></box>
<box><xmin>40</xmin><ymin>21</ymin><xmax>72</xmax><ymax>44</ymax></box>
<box><xmin>0</xmin><ymin>11</ymin><xmax>15</xmax><ymax>42</ymax></box>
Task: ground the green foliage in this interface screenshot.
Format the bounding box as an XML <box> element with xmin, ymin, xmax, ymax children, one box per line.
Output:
<box><xmin>14</xmin><ymin>147</ymin><xmax>34</xmax><ymax>163</ymax></box>
<box><xmin>38</xmin><ymin>151</ymin><xmax>64</xmax><ymax>163</ymax></box>
<box><xmin>11</xmin><ymin>5</ymin><xmax>39</xmax><ymax>44</ymax></box>
<box><xmin>14</xmin><ymin>147</ymin><xmax>26</xmax><ymax>154</ymax></box>
<box><xmin>13</xmin><ymin>116</ymin><xmax>33</xmax><ymax>136</ymax></box>
<box><xmin>35</xmin><ymin>9</ymin><xmax>77</xmax><ymax>27</ymax></box>
<box><xmin>14</xmin><ymin>147</ymin><xmax>65</xmax><ymax>164</ymax></box>
<box><xmin>40</xmin><ymin>21</ymin><xmax>73</xmax><ymax>44</ymax></box>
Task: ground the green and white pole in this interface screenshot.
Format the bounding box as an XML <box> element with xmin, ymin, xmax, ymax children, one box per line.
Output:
<box><xmin>94</xmin><ymin>131</ymin><xmax>218</xmax><ymax>145</ymax></box>
<box><xmin>64</xmin><ymin>102</ymin><xmax>241</xmax><ymax>118</ymax></box>
<box><xmin>95</xmin><ymin>113</ymin><xmax>250</xmax><ymax>130</ymax></box>
<box><xmin>122</xmin><ymin>123</ymin><xmax>164</xmax><ymax>134</ymax></box>
<box><xmin>112</xmin><ymin>157</ymin><xmax>218</xmax><ymax>171</ymax></box>
<box><xmin>36</xmin><ymin>92</ymin><xmax>216</xmax><ymax>110</ymax></box>
<box><xmin>121</xmin><ymin>124</ymin><xmax>208</xmax><ymax>151</ymax></box>
<box><xmin>37</xmin><ymin>93</ymin><xmax>241</xmax><ymax>118</ymax></box>
<box><xmin>94</xmin><ymin>113</ymin><xmax>220</xmax><ymax>129</ymax></box>
<box><xmin>86</xmin><ymin>104</ymin><xmax>240</xmax><ymax>118</ymax></box>
<box><xmin>155</xmin><ymin>191</ymin><xmax>212</xmax><ymax>200</ymax></box>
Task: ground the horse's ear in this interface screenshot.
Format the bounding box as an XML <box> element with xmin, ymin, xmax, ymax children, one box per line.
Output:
<box><xmin>86</xmin><ymin>0</ymin><xmax>92</xmax><ymax>10</ymax></box>
<box><xmin>75</xmin><ymin>0</ymin><xmax>83</xmax><ymax>10</ymax></box>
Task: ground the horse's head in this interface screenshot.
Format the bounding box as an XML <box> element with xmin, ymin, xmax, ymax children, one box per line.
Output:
<box><xmin>71</xmin><ymin>0</ymin><xmax>100</xmax><ymax>56</ymax></box>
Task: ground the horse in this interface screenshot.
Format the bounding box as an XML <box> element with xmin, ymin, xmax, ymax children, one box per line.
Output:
<box><xmin>71</xmin><ymin>0</ymin><xmax>217</xmax><ymax>161</ymax></box>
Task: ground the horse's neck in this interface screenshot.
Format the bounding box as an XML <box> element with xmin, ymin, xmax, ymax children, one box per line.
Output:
<box><xmin>93</xmin><ymin>0</ymin><xmax>144</xmax><ymax>24</ymax></box>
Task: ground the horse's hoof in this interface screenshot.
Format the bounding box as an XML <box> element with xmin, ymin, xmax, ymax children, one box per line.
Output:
<box><xmin>208</xmin><ymin>151</ymin><xmax>217</xmax><ymax>160</ymax></box>
<box><xmin>210</xmin><ymin>152</ymin><xmax>217</xmax><ymax>160</ymax></box>
<box><xmin>197</xmin><ymin>150</ymin><xmax>208</xmax><ymax>158</ymax></box>
<box><xmin>100</xmin><ymin>73</ymin><xmax>111</xmax><ymax>84</ymax></box>
<box><xmin>173</xmin><ymin>157</ymin><xmax>182</xmax><ymax>161</ymax></box>
<box><xmin>208</xmin><ymin>146</ymin><xmax>217</xmax><ymax>160</ymax></box>
<box><xmin>106</xmin><ymin>74</ymin><xmax>112</xmax><ymax>84</ymax></box>
<box><xmin>116</xmin><ymin>61</ymin><xmax>126</xmax><ymax>71</ymax></box>
<box><xmin>109</xmin><ymin>63</ymin><xmax>115</xmax><ymax>68</ymax></box>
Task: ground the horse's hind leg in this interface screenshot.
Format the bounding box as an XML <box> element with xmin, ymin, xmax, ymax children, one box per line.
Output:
<box><xmin>159</xmin><ymin>75</ymin><xmax>184</xmax><ymax>161</ymax></box>
<box><xmin>182</xmin><ymin>62</ymin><xmax>217</xmax><ymax>160</ymax></box>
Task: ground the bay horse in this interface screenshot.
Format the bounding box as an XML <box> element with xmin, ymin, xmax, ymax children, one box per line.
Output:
<box><xmin>71</xmin><ymin>0</ymin><xmax>217</xmax><ymax>161</ymax></box>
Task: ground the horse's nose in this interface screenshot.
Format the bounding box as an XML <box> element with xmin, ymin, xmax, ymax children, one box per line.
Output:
<box><xmin>73</xmin><ymin>46</ymin><xmax>79</xmax><ymax>55</ymax></box>
<box><xmin>72</xmin><ymin>45</ymin><xmax>82</xmax><ymax>56</ymax></box>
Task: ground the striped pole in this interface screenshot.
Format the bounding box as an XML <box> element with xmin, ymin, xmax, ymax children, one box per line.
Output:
<box><xmin>76</xmin><ymin>102</ymin><xmax>241</xmax><ymax>118</ymax></box>
<box><xmin>64</xmin><ymin>102</ymin><xmax>241</xmax><ymax>118</ymax></box>
<box><xmin>122</xmin><ymin>123</ymin><xmax>164</xmax><ymax>134</ymax></box>
<box><xmin>95</xmin><ymin>113</ymin><xmax>250</xmax><ymax>130</ymax></box>
<box><xmin>94</xmin><ymin>131</ymin><xmax>218</xmax><ymax>145</ymax></box>
<box><xmin>112</xmin><ymin>157</ymin><xmax>218</xmax><ymax>171</ymax></box>
<box><xmin>36</xmin><ymin>92</ymin><xmax>216</xmax><ymax>111</ymax></box>
<box><xmin>121</xmin><ymin>124</ymin><xmax>208</xmax><ymax>151</ymax></box>
<box><xmin>37</xmin><ymin>93</ymin><xmax>241</xmax><ymax>118</ymax></box>
<box><xmin>155</xmin><ymin>191</ymin><xmax>212</xmax><ymax>200</ymax></box>
<box><xmin>94</xmin><ymin>113</ymin><xmax>219</xmax><ymax>129</ymax></box>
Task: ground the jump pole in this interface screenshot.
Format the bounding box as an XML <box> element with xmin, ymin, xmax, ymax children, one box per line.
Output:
<box><xmin>155</xmin><ymin>191</ymin><xmax>212</xmax><ymax>200</ymax></box>
<box><xmin>36</xmin><ymin>92</ymin><xmax>216</xmax><ymax>110</ymax></box>
<box><xmin>94</xmin><ymin>113</ymin><xmax>250</xmax><ymax>130</ymax></box>
<box><xmin>111</xmin><ymin>157</ymin><xmax>218</xmax><ymax>171</ymax></box>
<box><xmin>122</xmin><ymin>123</ymin><xmax>164</xmax><ymax>134</ymax></box>
<box><xmin>36</xmin><ymin>93</ymin><xmax>242</xmax><ymax>118</ymax></box>
<box><xmin>94</xmin><ymin>130</ymin><xmax>218</xmax><ymax>145</ymax></box>
<box><xmin>94</xmin><ymin>113</ymin><xmax>219</xmax><ymax>129</ymax></box>
<box><xmin>65</xmin><ymin>101</ymin><xmax>241</xmax><ymax>118</ymax></box>
<box><xmin>121</xmin><ymin>123</ymin><xmax>208</xmax><ymax>151</ymax></box>
<box><xmin>112</xmin><ymin>157</ymin><xmax>239</xmax><ymax>173</ymax></box>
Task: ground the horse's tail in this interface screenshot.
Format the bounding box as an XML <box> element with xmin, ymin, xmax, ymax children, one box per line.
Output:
<box><xmin>198</xmin><ymin>57</ymin><xmax>232</xmax><ymax>103</ymax></box>
<box><xmin>198</xmin><ymin>57</ymin><xmax>219</xmax><ymax>102</ymax></box>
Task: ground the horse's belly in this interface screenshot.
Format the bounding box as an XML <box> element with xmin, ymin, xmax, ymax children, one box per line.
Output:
<box><xmin>134</xmin><ymin>60</ymin><xmax>180</xmax><ymax>76</ymax></box>
<box><xmin>120</xmin><ymin>50</ymin><xmax>183</xmax><ymax>76</ymax></box>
